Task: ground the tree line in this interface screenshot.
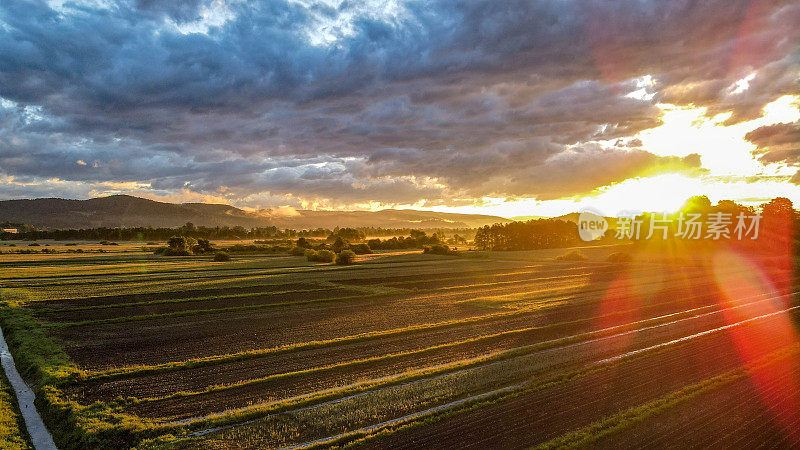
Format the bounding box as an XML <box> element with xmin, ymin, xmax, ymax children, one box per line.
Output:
<box><xmin>0</xmin><ymin>223</ymin><xmax>471</xmax><ymax>242</ymax></box>
<box><xmin>473</xmin><ymin>219</ymin><xmax>580</xmax><ymax>251</ymax></box>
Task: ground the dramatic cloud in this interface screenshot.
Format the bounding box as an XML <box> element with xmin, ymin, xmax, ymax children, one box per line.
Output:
<box><xmin>0</xmin><ymin>0</ymin><xmax>798</xmax><ymax>210</ymax></box>
<box><xmin>746</xmin><ymin>122</ymin><xmax>800</xmax><ymax>165</ymax></box>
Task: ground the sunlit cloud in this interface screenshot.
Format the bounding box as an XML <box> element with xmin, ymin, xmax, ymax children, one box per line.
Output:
<box><xmin>636</xmin><ymin>96</ymin><xmax>800</xmax><ymax>176</ymax></box>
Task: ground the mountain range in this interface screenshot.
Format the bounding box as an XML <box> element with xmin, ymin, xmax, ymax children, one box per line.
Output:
<box><xmin>0</xmin><ymin>195</ymin><xmax>512</xmax><ymax>230</ymax></box>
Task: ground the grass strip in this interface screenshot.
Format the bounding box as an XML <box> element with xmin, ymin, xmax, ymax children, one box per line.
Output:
<box><xmin>0</xmin><ymin>365</ymin><xmax>33</xmax><ymax>449</ymax></box>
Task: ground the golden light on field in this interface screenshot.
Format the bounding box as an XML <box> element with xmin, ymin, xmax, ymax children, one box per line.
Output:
<box><xmin>711</xmin><ymin>248</ymin><xmax>800</xmax><ymax>436</ymax></box>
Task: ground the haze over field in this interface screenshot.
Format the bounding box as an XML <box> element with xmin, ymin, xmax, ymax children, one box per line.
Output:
<box><xmin>0</xmin><ymin>1</ymin><xmax>798</xmax><ymax>217</ymax></box>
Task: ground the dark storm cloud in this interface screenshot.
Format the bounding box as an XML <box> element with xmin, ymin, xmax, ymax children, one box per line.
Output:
<box><xmin>0</xmin><ymin>0</ymin><xmax>797</xmax><ymax>207</ymax></box>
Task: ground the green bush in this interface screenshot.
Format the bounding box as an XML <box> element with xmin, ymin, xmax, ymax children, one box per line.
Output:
<box><xmin>332</xmin><ymin>237</ymin><xmax>349</xmax><ymax>253</ymax></box>
<box><xmin>306</xmin><ymin>249</ymin><xmax>335</xmax><ymax>263</ymax></box>
<box><xmin>160</xmin><ymin>236</ymin><xmax>196</xmax><ymax>256</ymax></box>
<box><xmin>213</xmin><ymin>252</ymin><xmax>231</xmax><ymax>262</ymax></box>
<box><xmin>335</xmin><ymin>250</ymin><xmax>357</xmax><ymax>265</ymax></box>
<box><xmin>350</xmin><ymin>243</ymin><xmax>373</xmax><ymax>255</ymax></box>
<box><xmin>193</xmin><ymin>239</ymin><xmax>214</xmax><ymax>254</ymax></box>
<box><xmin>316</xmin><ymin>249</ymin><xmax>335</xmax><ymax>263</ymax></box>
<box><xmin>423</xmin><ymin>244</ymin><xmax>456</xmax><ymax>255</ymax></box>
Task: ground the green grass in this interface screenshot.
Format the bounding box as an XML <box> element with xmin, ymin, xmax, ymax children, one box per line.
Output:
<box><xmin>0</xmin><ymin>367</ymin><xmax>32</xmax><ymax>449</ymax></box>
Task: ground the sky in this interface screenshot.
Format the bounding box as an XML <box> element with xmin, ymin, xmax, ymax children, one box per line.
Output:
<box><xmin>0</xmin><ymin>0</ymin><xmax>798</xmax><ymax>218</ymax></box>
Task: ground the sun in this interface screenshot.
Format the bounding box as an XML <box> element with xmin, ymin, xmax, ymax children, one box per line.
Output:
<box><xmin>637</xmin><ymin>95</ymin><xmax>800</xmax><ymax>177</ymax></box>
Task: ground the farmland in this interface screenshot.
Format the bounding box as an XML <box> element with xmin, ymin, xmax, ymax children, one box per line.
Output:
<box><xmin>0</xmin><ymin>243</ymin><xmax>798</xmax><ymax>448</ymax></box>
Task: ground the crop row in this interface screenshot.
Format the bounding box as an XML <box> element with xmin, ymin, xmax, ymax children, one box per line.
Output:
<box><xmin>192</xmin><ymin>316</ymin><xmax>782</xmax><ymax>449</ymax></box>
<box><xmin>33</xmin><ymin>260</ymin><xmax>610</xmax><ymax>310</ymax></box>
<box><xmin>47</xmin><ymin>259</ymin><xmax>730</xmax><ymax>331</ymax></box>
<box><xmin>60</xmin><ymin>266</ymin><xmax>747</xmax><ymax>374</ymax></box>
<box><xmin>8</xmin><ymin>255</ymin><xmax>488</xmax><ymax>299</ymax></box>
<box><xmin>315</xmin><ymin>325</ymin><xmax>800</xmax><ymax>450</ymax></box>
<box><xmin>90</xmin><ymin>286</ymin><xmax>787</xmax><ymax>420</ymax></box>
<box><xmin>151</xmin><ymin>295</ymin><xmax>798</xmax><ymax>434</ymax></box>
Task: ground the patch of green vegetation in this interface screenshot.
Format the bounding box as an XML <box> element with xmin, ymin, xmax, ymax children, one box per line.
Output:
<box><xmin>305</xmin><ymin>249</ymin><xmax>335</xmax><ymax>263</ymax></box>
<box><xmin>0</xmin><ymin>366</ymin><xmax>32</xmax><ymax>449</ymax></box>
<box><xmin>335</xmin><ymin>250</ymin><xmax>357</xmax><ymax>265</ymax></box>
<box><xmin>212</xmin><ymin>252</ymin><xmax>230</xmax><ymax>262</ymax></box>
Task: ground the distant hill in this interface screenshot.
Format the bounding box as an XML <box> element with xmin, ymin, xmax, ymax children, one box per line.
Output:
<box><xmin>0</xmin><ymin>195</ymin><xmax>512</xmax><ymax>230</ymax></box>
